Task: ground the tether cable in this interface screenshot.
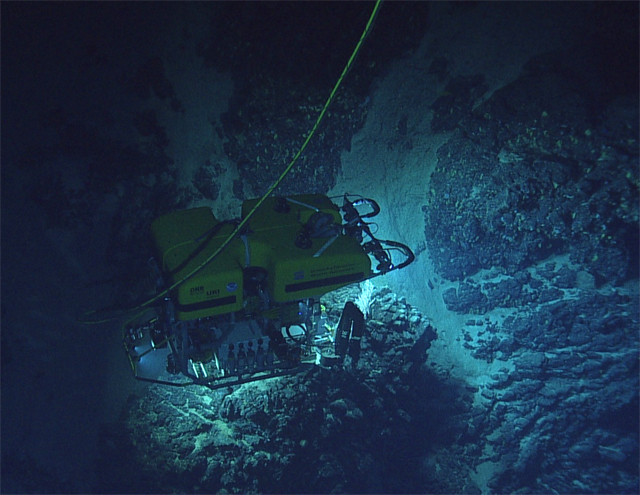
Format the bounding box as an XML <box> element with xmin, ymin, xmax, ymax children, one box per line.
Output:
<box><xmin>81</xmin><ymin>0</ymin><xmax>383</xmax><ymax>324</ymax></box>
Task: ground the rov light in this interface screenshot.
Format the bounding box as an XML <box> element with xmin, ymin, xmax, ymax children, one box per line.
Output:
<box><xmin>151</xmin><ymin>324</ymin><xmax>168</xmax><ymax>349</ymax></box>
<box><xmin>191</xmin><ymin>360</ymin><xmax>208</xmax><ymax>378</ymax></box>
<box><xmin>133</xmin><ymin>344</ymin><xmax>169</xmax><ymax>379</ymax></box>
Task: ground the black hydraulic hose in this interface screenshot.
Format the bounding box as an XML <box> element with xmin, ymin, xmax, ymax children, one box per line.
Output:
<box><xmin>380</xmin><ymin>239</ymin><xmax>415</xmax><ymax>271</ymax></box>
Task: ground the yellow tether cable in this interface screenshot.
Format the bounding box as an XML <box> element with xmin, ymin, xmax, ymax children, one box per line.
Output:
<box><xmin>81</xmin><ymin>0</ymin><xmax>383</xmax><ymax>324</ymax></box>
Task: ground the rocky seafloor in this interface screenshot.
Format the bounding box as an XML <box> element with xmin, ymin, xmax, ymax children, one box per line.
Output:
<box><xmin>94</xmin><ymin>46</ymin><xmax>639</xmax><ymax>494</ymax></box>
<box><xmin>96</xmin><ymin>267</ymin><xmax>638</xmax><ymax>494</ymax></box>
<box><xmin>96</xmin><ymin>285</ymin><xmax>469</xmax><ymax>494</ymax></box>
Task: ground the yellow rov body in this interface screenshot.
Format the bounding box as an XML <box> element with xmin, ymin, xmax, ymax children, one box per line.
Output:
<box><xmin>151</xmin><ymin>194</ymin><xmax>372</xmax><ymax>320</ymax></box>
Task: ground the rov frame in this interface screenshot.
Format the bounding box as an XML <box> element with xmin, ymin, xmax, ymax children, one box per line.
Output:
<box><xmin>123</xmin><ymin>194</ymin><xmax>414</xmax><ymax>389</ymax></box>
